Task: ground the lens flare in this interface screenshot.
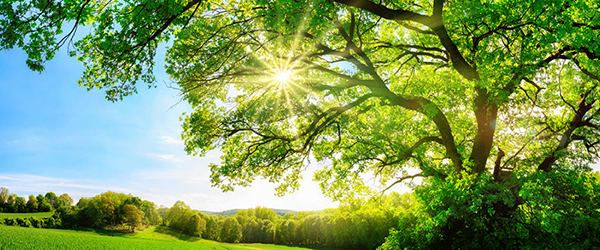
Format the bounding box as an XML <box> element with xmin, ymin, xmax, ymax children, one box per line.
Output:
<box><xmin>274</xmin><ymin>69</ymin><xmax>292</xmax><ymax>84</ymax></box>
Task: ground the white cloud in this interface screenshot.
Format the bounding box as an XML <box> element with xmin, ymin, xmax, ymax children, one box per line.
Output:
<box><xmin>0</xmin><ymin>173</ymin><xmax>135</xmax><ymax>199</ymax></box>
<box><xmin>149</xmin><ymin>153</ymin><xmax>184</xmax><ymax>162</ymax></box>
<box><xmin>161</xmin><ymin>135</ymin><xmax>183</xmax><ymax>145</ymax></box>
<box><xmin>0</xmin><ymin>174</ymin><xmax>69</xmax><ymax>183</ymax></box>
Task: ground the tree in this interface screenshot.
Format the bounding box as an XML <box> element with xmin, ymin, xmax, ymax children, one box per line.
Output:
<box><xmin>5</xmin><ymin>0</ymin><xmax>596</xmax><ymax>197</ymax></box>
<box><xmin>5</xmin><ymin>194</ymin><xmax>16</xmax><ymax>213</ymax></box>
<box><xmin>14</xmin><ymin>196</ymin><xmax>27</xmax><ymax>213</ymax></box>
<box><xmin>45</xmin><ymin>192</ymin><xmax>60</xmax><ymax>210</ymax></box>
<box><xmin>37</xmin><ymin>194</ymin><xmax>52</xmax><ymax>212</ymax></box>
<box><xmin>203</xmin><ymin>215</ymin><xmax>223</xmax><ymax>241</ymax></box>
<box><xmin>0</xmin><ymin>187</ymin><xmax>9</xmax><ymax>211</ymax></box>
<box><xmin>59</xmin><ymin>193</ymin><xmax>74</xmax><ymax>207</ymax></box>
<box><xmin>140</xmin><ymin>200</ymin><xmax>161</xmax><ymax>226</ymax></box>
<box><xmin>164</xmin><ymin>201</ymin><xmax>191</xmax><ymax>230</ymax></box>
<box><xmin>26</xmin><ymin>195</ymin><xmax>38</xmax><ymax>213</ymax></box>
<box><xmin>221</xmin><ymin>217</ymin><xmax>243</xmax><ymax>243</ymax></box>
<box><xmin>3</xmin><ymin>0</ymin><xmax>600</xmax><ymax>247</ymax></box>
<box><xmin>122</xmin><ymin>204</ymin><xmax>143</xmax><ymax>233</ymax></box>
<box><xmin>55</xmin><ymin>205</ymin><xmax>81</xmax><ymax>228</ymax></box>
<box><xmin>183</xmin><ymin>213</ymin><xmax>207</xmax><ymax>237</ymax></box>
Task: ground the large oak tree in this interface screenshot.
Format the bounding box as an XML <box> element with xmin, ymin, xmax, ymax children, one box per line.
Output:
<box><xmin>2</xmin><ymin>0</ymin><xmax>600</xmax><ymax>246</ymax></box>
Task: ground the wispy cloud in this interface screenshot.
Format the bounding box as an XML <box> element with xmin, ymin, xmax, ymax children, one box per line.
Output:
<box><xmin>150</xmin><ymin>153</ymin><xmax>184</xmax><ymax>162</ymax></box>
<box><xmin>0</xmin><ymin>173</ymin><xmax>135</xmax><ymax>198</ymax></box>
<box><xmin>161</xmin><ymin>135</ymin><xmax>183</xmax><ymax>145</ymax></box>
<box><xmin>0</xmin><ymin>174</ymin><xmax>69</xmax><ymax>183</ymax></box>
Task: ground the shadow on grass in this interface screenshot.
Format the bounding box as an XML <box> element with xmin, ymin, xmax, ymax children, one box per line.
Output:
<box><xmin>65</xmin><ymin>227</ymin><xmax>129</xmax><ymax>237</ymax></box>
<box><xmin>153</xmin><ymin>226</ymin><xmax>202</xmax><ymax>242</ymax></box>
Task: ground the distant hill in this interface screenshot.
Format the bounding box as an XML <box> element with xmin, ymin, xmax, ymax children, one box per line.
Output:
<box><xmin>199</xmin><ymin>208</ymin><xmax>297</xmax><ymax>217</ymax></box>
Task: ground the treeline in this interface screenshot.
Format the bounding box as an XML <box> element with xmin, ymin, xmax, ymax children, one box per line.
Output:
<box><xmin>0</xmin><ymin>188</ymin><xmax>160</xmax><ymax>232</ymax></box>
<box><xmin>1</xmin><ymin>186</ymin><xmax>415</xmax><ymax>250</ymax></box>
<box><xmin>0</xmin><ymin>187</ymin><xmax>72</xmax><ymax>213</ymax></box>
<box><xmin>161</xmin><ymin>192</ymin><xmax>416</xmax><ymax>250</ymax></box>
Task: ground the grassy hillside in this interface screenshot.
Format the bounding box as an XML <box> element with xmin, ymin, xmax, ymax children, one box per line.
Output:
<box><xmin>0</xmin><ymin>212</ymin><xmax>54</xmax><ymax>219</ymax></box>
<box><xmin>0</xmin><ymin>225</ymin><xmax>327</xmax><ymax>250</ymax></box>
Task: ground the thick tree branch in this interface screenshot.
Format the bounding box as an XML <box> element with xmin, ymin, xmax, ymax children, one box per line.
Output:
<box><xmin>384</xmin><ymin>93</ymin><xmax>464</xmax><ymax>171</ymax></box>
<box><xmin>538</xmin><ymin>85</ymin><xmax>598</xmax><ymax>171</ymax></box>
<box><xmin>332</xmin><ymin>0</ymin><xmax>429</xmax><ymax>24</ymax></box>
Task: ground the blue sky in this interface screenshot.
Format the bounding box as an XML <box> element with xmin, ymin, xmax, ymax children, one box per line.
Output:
<box><xmin>0</xmin><ymin>47</ymin><xmax>339</xmax><ymax>211</ymax></box>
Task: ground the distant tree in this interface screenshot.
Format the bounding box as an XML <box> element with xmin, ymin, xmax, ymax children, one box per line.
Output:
<box><xmin>55</xmin><ymin>205</ymin><xmax>81</xmax><ymax>228</ymax></box>
<box><xmin>0</xmin><ymin>187</ymin><xmax>9</xmax><ymax>211</ymax></box>
<box><xmin>157</xmin><ymin>205</ymin><xmax>169</xmax><ymax>225</ymax></box>
<box><xmin>26</xmin><ymin>195</ymin><xmax>38</xmax><ymax>212</ymax></box>
<box><xmin>140</xmin><ymin>200</ymin><xmax>161</xmax><ymax>226</ymax></box>
<box><xmin>242</xmin><ymin>218</ymin><xmax>260</xmax><ymax>243</ymax></box>
<box><xmin>14</xmin><ymin>196</ymin><xmax>26</xmax><ymax>213</ymax></box>
<box><xmin>165</xmin><ymin>201</ymin><xmax>191</xmax><ymax>230</ymax></box>
<box><xmin>254</xmin><ymin>207</ymin><xmax>277</xmax><ymax>221</ymax></box>
<box><xmin>123</xmin><ymin>196</ymin><xmax>143</xmax><ymax>207</ymax></box>
<box><xmin>183</xmin><ymin>213</ymin><xmax>207</xmax><ymax>237</ymax></box>
<box><xmin>221</xmin><ymin>217</ymin><xmax>243</xmax><ymax>243</ymax></box>
<box><xmin>5</xmin><ymin>194</ymin><xmax>15</xmax><ymax>213</ymax></box>
<box><xmin>59</xmin><ymin>193</ymin><xmax>73</xmax><ymax>207</ymax></box>
<box><xmin>45</xmin><ymin>192</ymin><xmax>60</xmax><ymax>210</ymax></box>
<box><xmin>204</xmin><ymin>215</ymin><xmax>223</xmax><ymax>241</ymax></box>
<box><xmin>99</xmin><ymin>195</ymin><xmax>115</xmax><ymax>225</ymax></box>
<box><xmin>77</xmin><ymin>197</ymin><xmax>90</xmax><ymax>209</ymax></box>
<box><xmin>122</xmin><ymin>204</ymin><xmax>143</xmax><ymax>233</ymax></box>
<box><xmin>37</xmin><ymin>194</ymin><xmax>52</xmax><ymax>212</ymax></box>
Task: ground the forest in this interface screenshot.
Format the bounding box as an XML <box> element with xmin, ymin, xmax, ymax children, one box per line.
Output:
<box><xmin>0</xmin><ymin>186</ymin><xmax>413</xmax><ymax>250</ymax></box>
<box><xmin>2</xmin><ymin>0</ymin><xmax>600</xmax><ymax>248</ymax></box>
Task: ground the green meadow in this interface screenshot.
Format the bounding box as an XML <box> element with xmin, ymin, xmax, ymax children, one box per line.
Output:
<box><xmin>0</xmin><ymin>225</ymin><xmax>326</xmax><ymax>250</ymax></box>
<box><xmin>0</xmin><ymin>212</ymin><xmax>54</xmax><ymax>219</ymax></box>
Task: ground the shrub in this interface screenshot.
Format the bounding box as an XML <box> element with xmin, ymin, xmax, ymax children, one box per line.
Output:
<box><xmin>379</xmin><ymin>170</ymin><xmax>600</xmax><ymax>250</ymax></box>
<box><xmin>5</xmin><ymin>218</ymin><xmax>17</xmax><ymax>226</ymax></box>
<box><xmin>16</xmin><ymin>217</ymin><xmax>32</xmax><ymax>227</ymax></box>
<box><xmin>30</xmin><ymin>217</ymin><xmax>45</xmax><ymax>228</ymax></box>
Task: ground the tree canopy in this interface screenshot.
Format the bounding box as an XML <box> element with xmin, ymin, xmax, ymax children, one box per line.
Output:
<box><xmin>2</xmin><ymin>0</ymin><xmax>600</xmax><ymax>222</ymax></box>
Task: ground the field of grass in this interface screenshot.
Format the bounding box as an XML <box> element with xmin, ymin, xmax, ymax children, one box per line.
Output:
<box><xmin>0</xmin><ymin>225</ymin><xmax>328</xmax><ymax>250</ymax></box>
<box><xmin>0</xmin><ymin>212</ymin><xmax>54</xmax><ymax>219</ymax></box>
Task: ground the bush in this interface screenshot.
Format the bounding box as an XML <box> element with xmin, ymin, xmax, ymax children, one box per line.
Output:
<box><xmin>45</xmin><ymin>216</ymin><xmax>62</xmax><ymax>229</ymax></box>
<box><xmin>5</xmin><ymin>218</ymin><xmax>17</xmax><ymax>226</ymax></box>
<box><xmin>30</xmin><ymin>217</ymin><xmax>45</xmax><ymax>228</ymax></box>
<box><xmin>16</xmin><ymin>218</ymin><xmax>32</xmax><ymax>227</ymax></box>
<box><xmin>379</xmin><ymin>170</ymin><xmax>600</xmax><ymax>250</ymax></box>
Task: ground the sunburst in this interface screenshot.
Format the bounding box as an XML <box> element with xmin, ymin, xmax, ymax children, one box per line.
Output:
<box><xmin>274</xmin><ymin>69</ymin><xmax>293</xmax><ymax>84</ymax></box>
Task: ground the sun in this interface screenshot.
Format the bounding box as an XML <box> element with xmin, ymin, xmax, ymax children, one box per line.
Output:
<box><xmin>273</xmin><ymin>69</ymin><xmax>293</xmax><ymax>85</ymax></box>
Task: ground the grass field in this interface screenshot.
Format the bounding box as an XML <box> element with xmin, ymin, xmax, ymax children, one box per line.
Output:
<box><xmin>0</xmin><ymin>212</ymin><xmax>54</xmax><ymax>219</ymax></box>
<box><xmin>0</xmin><ymin>225</ymin><xmax>328</xmax><ymax>250</ymax></box>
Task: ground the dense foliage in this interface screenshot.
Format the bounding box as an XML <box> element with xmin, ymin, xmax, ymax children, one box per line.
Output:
<box><xmin>0</xmin><ymin>188</ymin><xmax>161</xmax><ymax>231</ymax></box>
<box><xmin>3</xmin><ymin>0</ymin><xmax>600</xmax><ymax>248</ymax></box>
<box><xmin>0</xmin><ymin>187</ymin><xmax>69</xmax><ymax>213</ymax></box>
<box><xmin>380</xmin><ymin>171</ymin><xmax>600</xmax><ymax>249</ymax></box>
<box><xmin>160</xmin><ymin>193</ymin><xmax>414</xmax><ymax>250</ymax></box>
